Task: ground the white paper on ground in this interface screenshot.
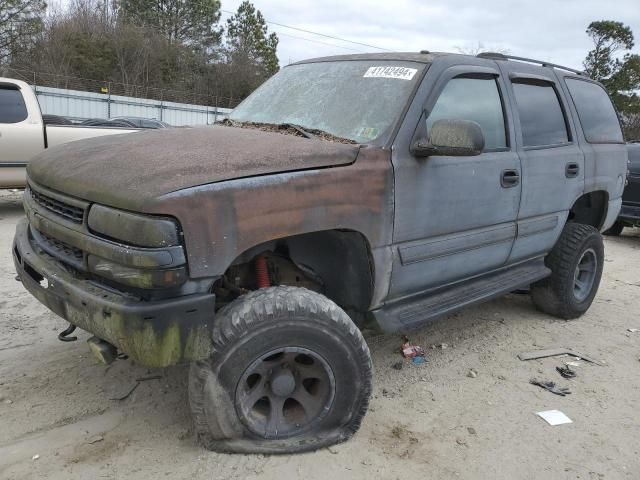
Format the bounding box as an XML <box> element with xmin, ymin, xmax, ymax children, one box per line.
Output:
<box><xmin>536</xmin><ymin>410</ymin><xmax>572</xmax><ymax>426</ymax></box>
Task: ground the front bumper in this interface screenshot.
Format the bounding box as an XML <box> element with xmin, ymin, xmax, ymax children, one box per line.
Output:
<box><xmin>13</xmin><ymin>219</ymin><xmax>215</xmax><ymax>367</ymax></box>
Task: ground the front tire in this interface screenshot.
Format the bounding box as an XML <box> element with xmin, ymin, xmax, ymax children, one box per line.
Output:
<box><xmin>531</xmin><ymin>223</ymin><xmax>604</xmax><ymax>319</ymax></box>
<box><xmin>189</xmin><ymin>286</ymin><xmax>372</xmax><ymax>453</ymax></box>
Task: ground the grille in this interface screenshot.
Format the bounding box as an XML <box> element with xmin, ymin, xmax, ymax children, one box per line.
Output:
<box><xmin>39</xmin><ymin>231</ymin><xmax>83</xmax><ymax>260</ymax></box>
<box><xmin>30</xmin><ymin>187</ymin><xmax>84</xmax><ymax>224</ymax></box>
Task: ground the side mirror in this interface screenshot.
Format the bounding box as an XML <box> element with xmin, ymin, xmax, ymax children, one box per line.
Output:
<box><xmin>411</xmin><ymin>119</ymin><xmax>485</xmax><ymax>157</ymax></box>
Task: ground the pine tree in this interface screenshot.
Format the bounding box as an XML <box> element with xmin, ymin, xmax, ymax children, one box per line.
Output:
<box><xmin>225</xmin><ymin>1</ymin><xmax>279</xmax><ymax>78</ymax></box>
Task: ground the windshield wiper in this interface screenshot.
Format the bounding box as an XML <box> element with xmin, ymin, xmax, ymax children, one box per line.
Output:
<box><xmin>278</xmin><ymin>123</ymin><xmax>316</xmax><ymax>140</ymax></box>
<box><xmin>223</xmin><ymin>119</ymin><xmax>356</xmax><ymax>143</ymax></box>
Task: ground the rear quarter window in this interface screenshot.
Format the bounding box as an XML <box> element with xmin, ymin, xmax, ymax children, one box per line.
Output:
<box><xmin>0</xmin><ymin>87</ymin><xmax>28</xmax><ymax>123</ymax></box>
<box><xmin>565</xmin><ymin>78</ymin><xmax>624</xmax><ymax>144</ymax></box>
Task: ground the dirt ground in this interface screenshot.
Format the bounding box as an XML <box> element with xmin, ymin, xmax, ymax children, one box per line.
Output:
<box><xmin>0</xmin><ymin>188</ymin><xmax>639</xmax><ymax>480</ymax></box>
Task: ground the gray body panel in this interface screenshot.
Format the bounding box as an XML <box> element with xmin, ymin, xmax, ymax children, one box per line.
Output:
<box><xmin>385</xmin><ymin>53</ymin><xmax>627</xmax><ymax>309</ymax></box>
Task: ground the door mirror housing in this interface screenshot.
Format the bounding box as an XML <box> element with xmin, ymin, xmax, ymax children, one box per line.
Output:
<box><xmin>411</xmin><ymin>119</ymin><xmax>485</xmax><ymax>157</ymax></box>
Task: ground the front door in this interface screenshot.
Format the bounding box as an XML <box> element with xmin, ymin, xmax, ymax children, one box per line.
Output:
<box><xmin>389</xmin><ymin>63</ymin><xmax>521</xmax><ymax>300</ymax></box>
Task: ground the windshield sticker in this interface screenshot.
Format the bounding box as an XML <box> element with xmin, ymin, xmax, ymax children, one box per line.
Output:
<box><xmin>363</xmin><ymin>66</ymin><xmax>418</xmax><ymax>81</ymax></box>
<box><xmin>356</xmin><ymin>127</ymin><xmax>380</xmax><ymax>139</ymax></box>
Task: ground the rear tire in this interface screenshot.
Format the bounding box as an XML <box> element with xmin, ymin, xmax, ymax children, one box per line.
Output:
<box><xmin>189</xmin><ymin>286</ymin><xmax>372</xmax><ymax>453</ymax></box>
<box><xmin>603</xmin><ymin>221</ymin><xmax>624</xmax><ymax>236</ymax></box>
<box><xmin>531</xmin><ymin>223</ymin><xmax>604</xmax><ymax>319</ymax></box>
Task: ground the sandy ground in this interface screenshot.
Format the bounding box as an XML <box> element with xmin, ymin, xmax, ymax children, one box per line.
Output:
<box><xmin>0</xmin><ymin>189</ymin><xmax>639</xmax><ymax>480</ymax></box>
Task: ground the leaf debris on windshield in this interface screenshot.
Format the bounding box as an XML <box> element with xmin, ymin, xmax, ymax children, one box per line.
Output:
<box><xmin>220</xmin><ymin>119</ymin><xmax>358</xmax><ymax>144</ymax></box>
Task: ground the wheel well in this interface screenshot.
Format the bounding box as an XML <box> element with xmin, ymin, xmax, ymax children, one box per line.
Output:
<box><xmin>568</xmin><ymin>191</ymin><xmax>608</xmax><ymax>229</ymax></box>
<box><xmin>219</xmin><ymin>230</ymin><xmax>374</xmax><ymax>313</ymax></box>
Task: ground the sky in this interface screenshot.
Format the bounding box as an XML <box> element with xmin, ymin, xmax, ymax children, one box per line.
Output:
<box><xmin>51</xmin><ymin>0</ymin><xmax>640</xmax><ymax>69</ymax></box>
<box><xmin>217</xmin><ymin>0</ymin><xmax>640</xmax><ymax>68</ymax></box>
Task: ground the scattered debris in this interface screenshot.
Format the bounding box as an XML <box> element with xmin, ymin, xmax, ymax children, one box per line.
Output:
<box><xmin>518</xmin><ymin>348</ymin><xmax>605</xmax><ymax>366</ymax></box>
<box><xmin>628</xmin><ymin>328</ymin><xmax>639</xmax><ymax>333</ymax></box>
<box><xmin>87</xmin><ymin>435</ymin><xmax>104</xmax><ymax>445</ymax></box>
<box><xmin>109</xmin><ymin>382</ymin><xmax>139</xmax><ymax>401</ymax></box>
<box><xmin>456</xmin><ymin>438</ymin><xmax>467</xmax><ymax>446</ymax></box>
<box><xmin>32</xmin><ymin>454</ymin><xmax>40</xmax><ymax>461</ymax></box>
<box><xmin>438</xmin><ymin>343</ymin><xmax>449</xmax><ymax>350</ymax></box>
<box><xmin>3</xmin><ymin>398</ymin><xmax>13</xmax><ymax>404</ymax></box>
<box><xmin>565</xmin><ymin>361</ymin><xmax>581</xmax><ymax>367</ymax></box>
<box><xmin>327</xmin><ymin>446</ymin><xmax>339</xmax><ymax>455</ymax></box>
<box><xmin>382</xmin><ymin>388</ymin><xmax>396</xmax><ymax>399</ymax></box>
<box><xmin>400</xmin><ymin>336</ymin><xmax>426</xmax><ymax>364</ymax></box>
<box><xmin>497</xmin><ymin>374</ymin><xmax>507</xmax><ymax>380</ymax></box>
<box><xmin>391</xmin><ymin>361</ymin><xmax>404</xmax><ymax>370</ymax></box>
<box><xmin>467</xmin><ymin>369</ymin><xmax>478</xmax><ymax>378</ymax></box>
<box><xmin>135</xmin><ymin>375</ymin><xmax>162</xmax><ymax>382</ymax></box>
<box><xmin>556</xmin><ymin>365</ymin><xmax>577</xmax><ymax>379</ymax></box>
<box><xmin>467</xmin><ymin>427</ymin><xmax>477</xmax><ymax>435</ymax></box>
<box><xmin>536</xmin><ymin>410</ymin><xmax>572</xmax><ymax>426</ymax></box>
<box><xmin>530</xmin><ymin>378</ymin><xmax>571</xmax><ymax>396</ymax></box>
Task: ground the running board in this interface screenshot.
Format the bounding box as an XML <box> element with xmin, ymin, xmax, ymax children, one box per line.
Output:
<box><xmin>372</xmin><ymin>259</ymin><xmax>550</xmax><ymax>333</ymax></box>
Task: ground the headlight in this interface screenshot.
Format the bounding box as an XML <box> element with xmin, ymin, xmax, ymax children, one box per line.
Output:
<box><xmin>88</xmin><ymin>255</ymin><xmax>186</xmax><ymax>289</ymax></box>
<box><xmin>88</xmin><ymin>205</ymin><xmax>180</xmax><ymax>247</ymax></box>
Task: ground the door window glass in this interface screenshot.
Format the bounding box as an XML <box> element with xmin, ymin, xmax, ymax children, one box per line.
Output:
<box><xmin>0</xmin><ymin>87</ymin><xmax>28</xmax><ymax>123</ymax></box>
<box><xmin>427</xmin><ymin>77</ymin><xmax>507</xmax><ymax>150</ymax></box>
<box><xmin>512</xmin><ymin>82</ymin><xmax>569</xmax><ymax>147</ymax></box>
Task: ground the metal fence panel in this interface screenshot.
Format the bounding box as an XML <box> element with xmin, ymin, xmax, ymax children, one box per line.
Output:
<box><xmin>34</xmin><ymin>85</ymin><xmax>232</xmax><ymax>126</ymax></box>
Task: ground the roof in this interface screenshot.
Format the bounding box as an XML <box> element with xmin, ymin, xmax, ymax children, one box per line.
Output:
<box><xmin>290</xmin><ymin>51</ymin><xmax>585</xmax><ymax>76</ymax></box>
<box><xmin>292</xmin><ymin>52</ymin><xmax>442</xmax><ymax>65</ymax></box>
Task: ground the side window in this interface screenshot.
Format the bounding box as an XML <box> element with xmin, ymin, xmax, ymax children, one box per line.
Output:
<box><xmin>565</xmin><ymin>79</ymin><xmax>624</xmax><ymax>143</ymax></box>
<box><xmin>512</xmin><ymin>82</ymin><xmax>569</xmax><ymax>147</ymax></box>
<box><xmin>0</xmin><ymin>87</ymin><xmax>28</xmax><ymax>123</ymax></box>
<box><xmin>427</xmin><ymin>77</ymin><xmax>507</xmax><ymax>150</ymax></box>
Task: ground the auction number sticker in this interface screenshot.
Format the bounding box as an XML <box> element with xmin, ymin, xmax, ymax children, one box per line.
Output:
<box><xmin>363</xmin><ymin>66</ymin><xmax>418</xmax><ymax>80</ymax></box>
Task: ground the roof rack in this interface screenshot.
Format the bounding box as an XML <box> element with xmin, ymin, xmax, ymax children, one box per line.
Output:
<box><xmin>476</xmin><ymin>52</ymin><xmax>585</xmax><ymax>76</ymax></box>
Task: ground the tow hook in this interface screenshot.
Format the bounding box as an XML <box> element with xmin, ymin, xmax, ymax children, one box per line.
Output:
<box><xmin>87</xmin><ymin>336</ymin><xmax>118</xmax><ymax>365</ymax></box>
<box><xmin>58</xmin><ymin>323</ymin><xmax>77</xmax><ymax>342</ymax></box>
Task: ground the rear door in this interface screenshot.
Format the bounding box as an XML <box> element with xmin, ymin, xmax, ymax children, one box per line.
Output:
<box><xmin>497</xmin><ymin>63</ymin><xmax>585</xmax><ymax>262</ymax></box>
<box><xmin>389</xmin><ymin>60</ymin><xmax>521</xmax><ymax>299</ymax></box>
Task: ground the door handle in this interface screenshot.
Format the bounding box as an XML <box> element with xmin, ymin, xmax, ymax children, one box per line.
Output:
<box><xmin>566</xmin><ymin>162</ymin><xmax>580</xmax><ymax>178</ymax></box>
<box><xmin>501</xmin><ymin>169</ymin><xmax>520</xmax><ymax>188</ymax></box>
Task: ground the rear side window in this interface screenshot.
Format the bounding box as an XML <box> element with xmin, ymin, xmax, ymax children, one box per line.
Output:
<box><xmin>0</xmin><ymin>87</ymin><xmax>28</xmax><ymax>123</ymax></box>
<box><xmin>512</xmin><ymin>82</ymin><xmax>569</xmax><ymax>147</ymax></box>
<box><xmin>565</xmin><ymin>79</ymin><xmax>624</xmax><ymax>143</ymax></box>
<box><xmin>427</xmin><ymin>77</ymin><xmax>507</xmax><ymax>150</ymax></box>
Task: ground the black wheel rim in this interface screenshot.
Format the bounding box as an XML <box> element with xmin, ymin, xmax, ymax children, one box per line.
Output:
<box><xmin>573</xmin><ymin>248</ymin><xmax>597</xmax><ymax>302</ymax></box>
<box><xmin>235</xmin><ymin>347</ymin><xmax>336</xmax><ymax>439</ymax></box>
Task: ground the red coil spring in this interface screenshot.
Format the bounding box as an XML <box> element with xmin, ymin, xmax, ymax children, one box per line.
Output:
<box><xmin>255</xmin><ymin>255</ymin><xmax>270</xmax><ymax>289</ymax></box>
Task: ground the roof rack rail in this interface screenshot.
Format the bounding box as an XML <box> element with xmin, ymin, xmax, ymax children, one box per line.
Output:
<box><xmin>476</xmin><ymin>52</ymin><xmax>585</xmax><ymax>76</ymax></box>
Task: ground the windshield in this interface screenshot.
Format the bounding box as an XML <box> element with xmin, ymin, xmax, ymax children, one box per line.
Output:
<box><xmin>229</xmin><ymin>60</ymin><xmax>425</xmax><ymax>143</ymax></box>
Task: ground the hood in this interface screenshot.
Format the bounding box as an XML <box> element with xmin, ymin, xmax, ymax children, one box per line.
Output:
<box><xmin>27</xmin><ymin>125</ymin><xmax>360</xmax><ymax>210</ymax></box>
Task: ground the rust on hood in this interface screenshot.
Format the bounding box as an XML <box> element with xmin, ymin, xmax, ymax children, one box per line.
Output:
<box><xmin>26</xmin><ymin>125</ymin><xmax>361</xmax><ymax>211</ymax></box>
